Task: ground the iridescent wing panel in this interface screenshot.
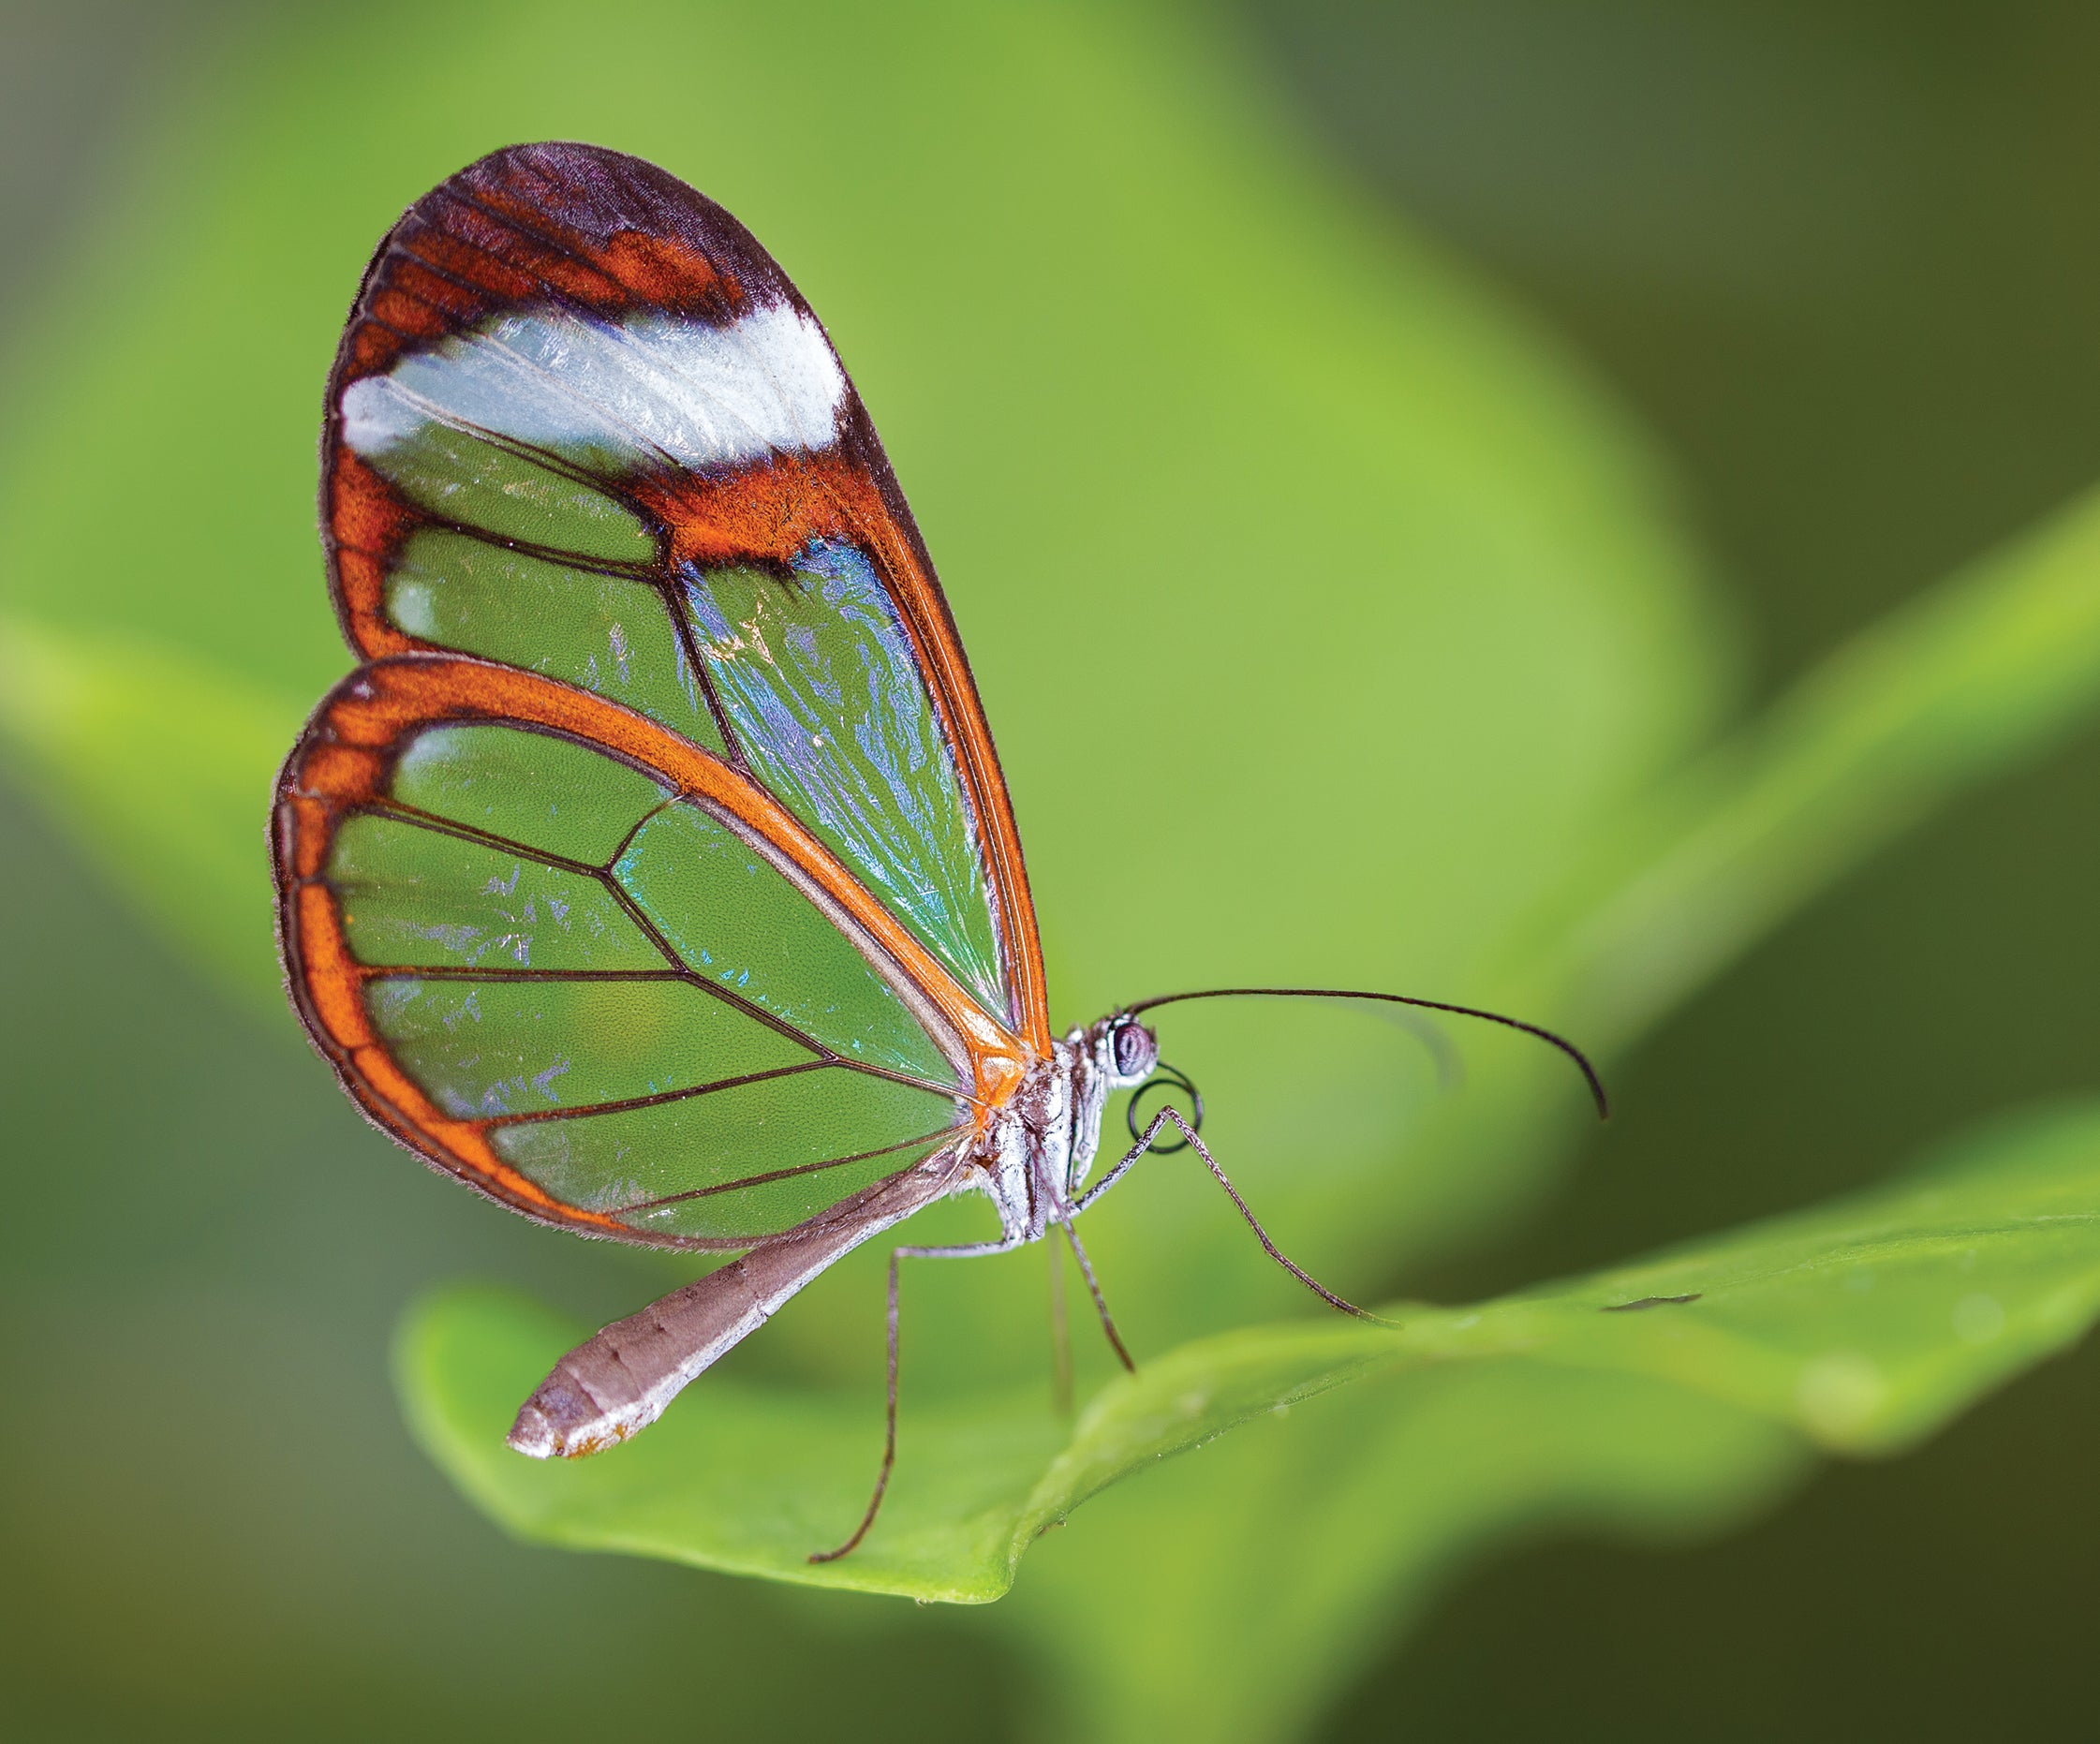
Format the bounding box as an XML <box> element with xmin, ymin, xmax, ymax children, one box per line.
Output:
<box><xmin>321</xmin><ymin>142</ymin><xmax>1047</xmax><ymax>1049</ymax></box>
<box><xmin>273</xmin><ymin>657</ymin><xmax>973</xmax><ymax>1248</ymax></box>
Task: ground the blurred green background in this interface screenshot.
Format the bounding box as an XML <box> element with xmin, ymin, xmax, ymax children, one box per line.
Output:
<box><xmin>7</xmin><ymin>0</ymin><xmax>2100</xmax><ymax>1737</ymax></box>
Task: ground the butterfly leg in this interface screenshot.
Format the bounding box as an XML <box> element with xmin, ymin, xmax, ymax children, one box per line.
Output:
<box><xmin>1038</xmin><ymin>1162</ymin><xmax>1137</xmax><ymax>1373</ymax></box>
<box><xmin>1157</xmin><ymin>1108</ymin><xmax>1388</xmax><ymax>1324</ymax></box>
<box><xmin>1048</xmin><ymin>1234</ymin><xmax>1074</xmax><ymax>1416</ymax></box>
<box><xmin>808</xmin><ymin>1232</ymin><xmax>1021</xmax><ymax>1564</ymax></box>
<box><xmin>1071</xmin><ymin>1107</ymin><xmax>1176</xmax><ymax>1216</ymax></box>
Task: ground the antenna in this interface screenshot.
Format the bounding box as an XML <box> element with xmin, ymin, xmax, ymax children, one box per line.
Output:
<box><xmin>1121</xmin><ymin>986</ymin><xmax>1608</xmax><ymax>1118</ymax></box>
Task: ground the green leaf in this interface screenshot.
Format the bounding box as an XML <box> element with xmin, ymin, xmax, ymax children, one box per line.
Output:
<box><xmin>399</xmin><ymin>1100</ymin><xmax>2100</xmax><ymax>1614</ymax></box>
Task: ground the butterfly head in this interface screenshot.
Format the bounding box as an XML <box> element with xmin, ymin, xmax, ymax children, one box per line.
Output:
<box><xmin>1102</xmin><ymin>1012</ymin><xmax>1160</xmax><ymax>1089</ymax></box>
<box><xmin>1054</xmin><ymin>1012</ymin><xmax>1167</xmax><ymax>1201</ymax></box>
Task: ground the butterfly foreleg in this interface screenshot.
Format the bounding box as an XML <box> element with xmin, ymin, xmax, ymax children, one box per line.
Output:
<box><xmin>807</xmin><ymin>1229</ymin><xmax>1024</xmax><ymax>1564</ymax></box>
<box><xmin>1071</xmin><ymin>1107</ymin><xmax>1176</xmax><ymax>1217</ymax></box>
<box><xmin>1159</xmin><ymin>1109</ymin><xmax>1388</xmax><ymax>1325</ymax></box>
<box><xmin>1047</xmin><ymin>1229</ymin><xmax>1073</xmax><ymax>1416</ymax></box>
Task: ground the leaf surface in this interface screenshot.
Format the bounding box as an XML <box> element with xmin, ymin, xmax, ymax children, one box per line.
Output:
<box><xmin>401</xmin><ymin>1101</ymin><xmax>2100</xmax><ymax>1618</ymax></box>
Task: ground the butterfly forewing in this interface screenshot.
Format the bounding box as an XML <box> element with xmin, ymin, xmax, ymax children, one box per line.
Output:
<box><xmin>318</xmin><ymin>142</ymin><xmax>1044</xmax><ymax>1046</ymax></box>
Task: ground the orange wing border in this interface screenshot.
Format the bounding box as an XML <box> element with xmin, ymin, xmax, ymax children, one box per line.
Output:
<box><xmin>272</xmin><ymin>654</ymin><xmax>1028</xmax><ymax>1248</ymax></box>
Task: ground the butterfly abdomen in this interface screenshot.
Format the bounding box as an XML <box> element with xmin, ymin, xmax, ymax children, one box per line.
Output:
<box><xmin>510</xmin><ymin>1155</ymin><xmax>964</xmax><ymax>1458</ymax></box>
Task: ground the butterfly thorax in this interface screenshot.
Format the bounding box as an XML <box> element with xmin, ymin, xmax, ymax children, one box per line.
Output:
<box><xmin>963</xmin><ymin>1013</ymin><xmax>1159</xmax><ymax>1244</ymax></box>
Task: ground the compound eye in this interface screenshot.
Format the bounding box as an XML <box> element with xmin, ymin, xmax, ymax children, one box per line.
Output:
<box><xmin>1112</xmin><ymin>1019</ymin><xmax>1158</xmax><ymax>1079</ymax></box>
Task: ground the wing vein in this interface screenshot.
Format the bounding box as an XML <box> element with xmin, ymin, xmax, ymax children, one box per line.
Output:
<box><xmin>605</xmin><ymin>1127</ymin><xmax>958</xmax><ymax>1216</ymax></box>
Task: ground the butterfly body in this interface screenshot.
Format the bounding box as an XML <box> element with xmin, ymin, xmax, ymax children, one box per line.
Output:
<box><xmin>971</xmin><ymin>1015</ymin><xmax>1160</xmax><ymax>1245</ymax></box>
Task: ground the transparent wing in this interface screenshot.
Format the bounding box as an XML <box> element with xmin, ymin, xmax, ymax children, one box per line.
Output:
<box><xmin>274</xmin><ymin>658</ymin><xmax>972</xmax><ymax>1248</ymax></box>
<box><xmin>320</xmin><ymin>141</ymin><xmax>1047</xmax><ymax>1048</ymax></box>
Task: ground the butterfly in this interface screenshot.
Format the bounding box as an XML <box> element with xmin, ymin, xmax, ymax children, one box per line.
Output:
<box><xmin>272</xmin><ymin>142</ymin><xmax>1604</xmax><ymax>1560</ymax></box>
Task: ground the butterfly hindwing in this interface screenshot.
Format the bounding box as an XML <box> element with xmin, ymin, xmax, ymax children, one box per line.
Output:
<box><xmin>276</xmin><ymin>657</ymin><xmax>973</xmax><ymax>1247</ymax></box>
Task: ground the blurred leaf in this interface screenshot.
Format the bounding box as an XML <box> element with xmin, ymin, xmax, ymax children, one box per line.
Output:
<box><xmin>402</xmin><ymin>1099</ymin><xmax>2100</xmax><ymax>1624</ymax></box>
<box><xmin>1383</xmin><ymin>468</ymin><xmax>2100</xmax><ymax>1263</ymax></box>
<box><xmin>0</xmin><ymin>614</ymin><xmax>299</xmax><ymax>994</ymax></box>
<box><xmin>1527</xmin><ymin>479</ymin><xmax>2100</xmax><ymax>1050</ymax></box>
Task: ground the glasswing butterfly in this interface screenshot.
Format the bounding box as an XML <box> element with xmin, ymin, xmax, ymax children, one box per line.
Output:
<box><xmin>272</xmin><ymin>143</ymin><xmax>1603</xmax><ymax>1560</ymax></box>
